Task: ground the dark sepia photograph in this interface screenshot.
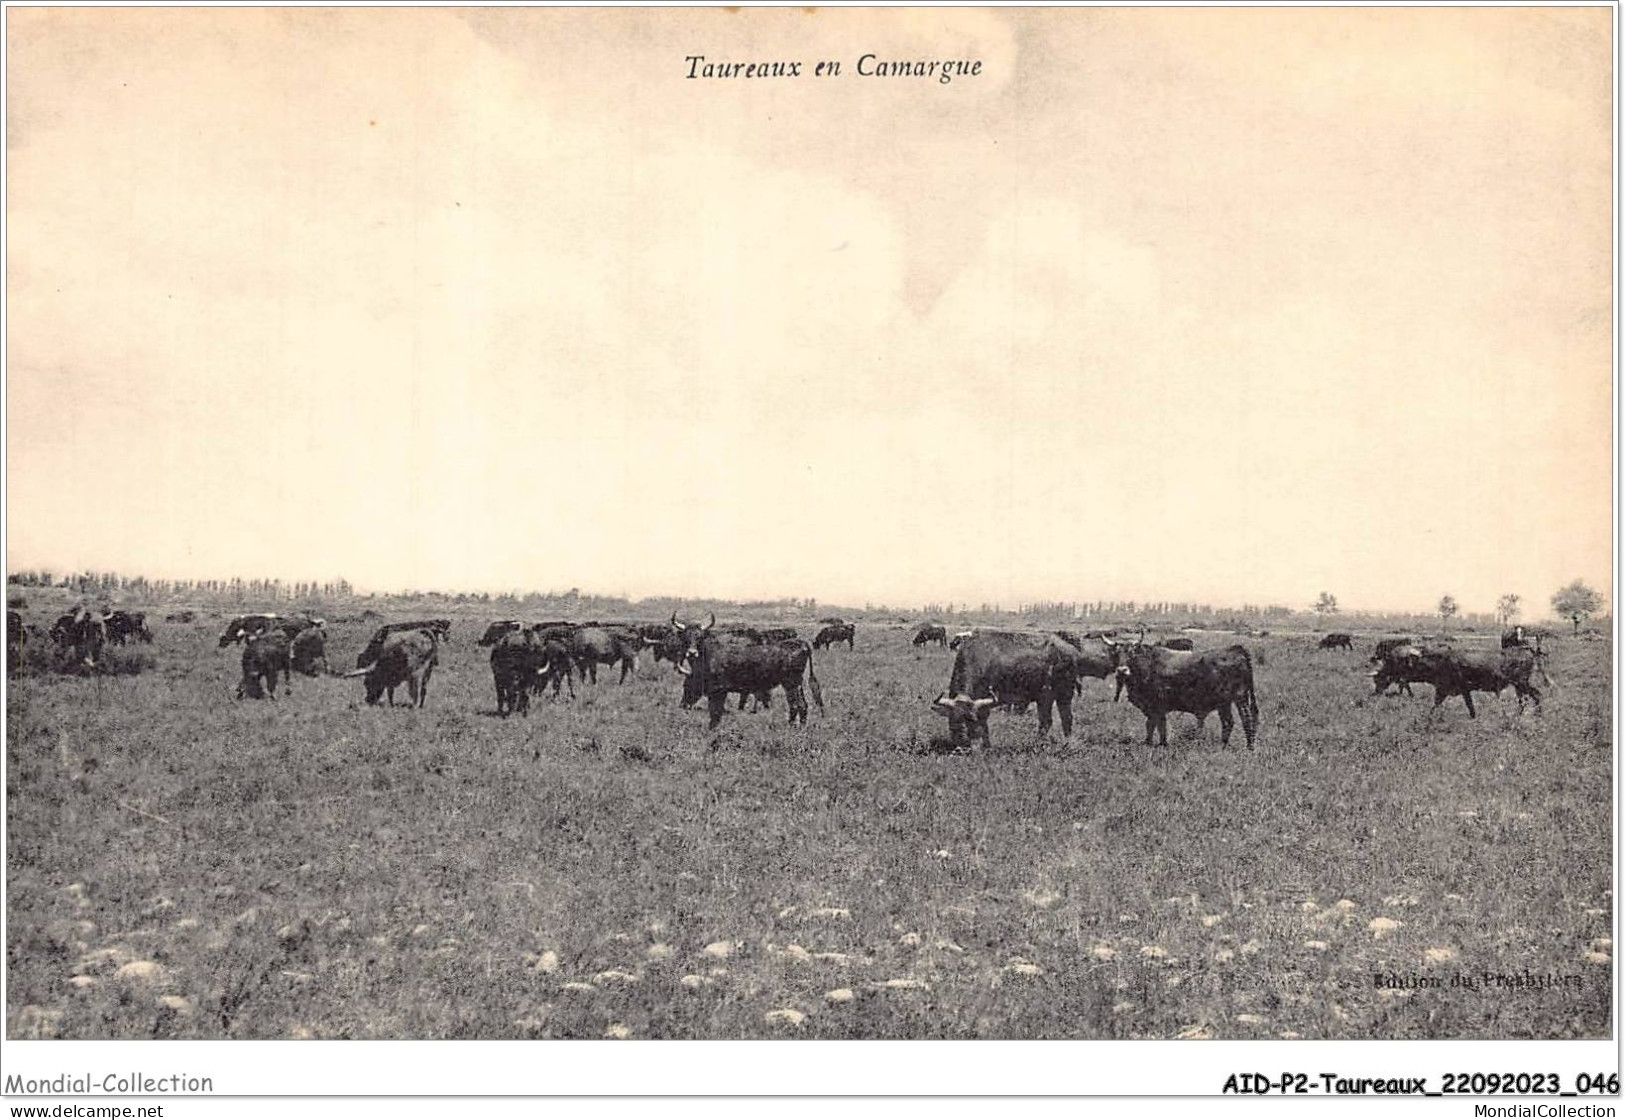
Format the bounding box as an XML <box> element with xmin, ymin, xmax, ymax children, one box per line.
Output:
<box><xmin>4</xmin><ymin>4</ymin><xmax>1613</xmax><ymax>1059</ymax></box>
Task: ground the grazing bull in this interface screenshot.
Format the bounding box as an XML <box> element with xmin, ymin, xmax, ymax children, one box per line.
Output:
<box><xmin>236</xmin><ymin>630</ymin><xmax>292</xmax><ymax>699</ymax></box>
<box><xmin>813</xmin><ymin>622</ymin><xmax>855</xmax><ymax>650</ymax></box>
<box><xmin>1105</xmin><ymin>638</ymin><xmax>1259</xmax><ymax>748</ymax></box>
<box><xmin>356</xmin><ymin>620</ymin><xmax>451</xmax><ymax>668</ymax></box>
<box><xmin>913</xmin><ymin>623</ymin><xmax>948</xmax><ymax>648</ymax></box>
<box><xmin>1414</xmin><ymin>644</ymin><xmax>1549</xmax><ymax>717</ymax></box>
<box><xmin>1370</xmin><ymin>637</ymin><xmax>1430</xmax><ymax>696</ymax></box>
<box><xmin>931</xmin><ymin>630</ymin><xmax>1084</xmax><ymax>748</ymax></box>
<box><xmin>103</xmin><ymin>610</ymin><xmax>152</xmax><ymax>645</ymax></box>
<box><xmin>219</xmin><ymin>614</ymin><xmax>281</xmax><ymax>647</ymax></box>
<box><xmin>948</xmin><ymin>630</ymin><xmax>973</xmax><ymax>650</ymax></box>
<box><xmin>345</xmin><ymin>629</ymin><xmax>438</xmax><ymax>707</ymax></box>
<box><xmin>290</xmin><ymin>627</ymin><xmax>329</xmax><ymax>676</ymax></box>
<box><xmin>1501</xmin><ymin>626</ymin><xmax>1528</xmax><ymax>649</ymax></box>
<box><xmin>1318</xmin><ymin>633</ymin><xmax>1353</xmax><ymax>651</ymax></box>
<box><xmin>670</xmin><ymin>613</ymin><xmax>823</xmax><ymax>728</ymax></box>
<box><xmin>570</xmin><ymin>625</ymin><xmax>642</xmax><ymax>684</ymax></box>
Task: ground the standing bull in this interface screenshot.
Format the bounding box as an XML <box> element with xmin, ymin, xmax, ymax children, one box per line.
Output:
<box><xmin>1318</xmin><ymin>633</ymin><xmax>1353</xmax><ymax>651</ymax></box>
<box><xmin>1415</xmin><ymin>643</ymin><xmax>1549</xmax><ymax>717</ymax></box>
<box><xmin>290</xmin><ymin>628</ymin><xmax>329</xmax><ymax>676</ymax></box>
<box><xmin>345</xmin><ymin>628</ymin><xmax>438</xmax><ymax>707</ymax></box>
<box><xmin>356</xmin><ymin>620</ymin><xmax>451</xmax><ymax>669</ymax></box>
<box><xmin>490</xmin><ymin>629</ymin><xmax>575</xmax><ymax>716</ymax></box>
<box><xmin>1105</xmin><ymin>637</ymin><xmax>1259</xmax><ymax>748</ymax></box>
<box><xmin>931</xmin><ymin>630</ymin><xmax>1085</xmax><ymax>748</ymax></box>
<box><xmin>570</xmin><ymin>625</ymin><xmax>642</xmax><ymax>684</ymax></box>
<box><xmin>813</xmin><ymin>622</ymin><xmax>855</xmax><ymax>650</ymax></box>
<box><xmin>670</xmin><ymin>613</ymin><xmax>823</xmax><ymax>729</ymax></box>
<box><xmin>51</xmin><ymin>609</ymin><xmax>107</xmax><ymax>670</ymax></box>
<box><xmin>236</xmin><ymin>630</ymin><xmax>292</xmax><ymax>699</ymax></box>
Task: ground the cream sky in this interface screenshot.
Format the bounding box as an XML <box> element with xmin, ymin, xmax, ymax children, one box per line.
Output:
<box><xmin>6</xmin><ymin>7</ymin><xmax>1613</xmax><ymax>614</ymax></box>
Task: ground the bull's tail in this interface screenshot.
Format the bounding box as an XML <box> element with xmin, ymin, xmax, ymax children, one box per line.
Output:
<box><xmin>805</xmin><ymin>643</ymin><xmax>824</xmax><ymax>712</ymax></box>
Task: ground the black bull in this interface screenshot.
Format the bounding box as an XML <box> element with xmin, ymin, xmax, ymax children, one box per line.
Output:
<box><xmin>931</xmin><ymin>631</ymin><xmax>1087</xmax><ymax>748</ymax></box>
<box><xmin>1375</xmin><ymin>644</ymin><xmax>1547</xmax><ymax>717</ymax></box>
<box><xmin>1107</xmin><ymin>642</ymin><xmax>1259</xmax><ymax>748</ymax></box>
<box><xmin>490</xmin><ymin>630</ymin><xmax>575</xmax><ymax>716</ymax></box>
<box><xmin>671</xmin><ymin>616</ymin><xmax>824</xmax><ymax>728</ymax></box>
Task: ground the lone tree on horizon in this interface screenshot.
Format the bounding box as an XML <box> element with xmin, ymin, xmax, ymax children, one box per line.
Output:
<box><xmin>1551</xmin><ymin>579</ymin><xmax>1604</xmax><ymax>635</ymax></box>
<box><xmin>1438</xmin><ymin>594</ymin><xmax>1459</xmax><ymax>626</ymax></box>
<box><xmin>1313</xmin><ymin>591</ymin><xmax>1339</xmax><ymax>617</ymax></box>
<box><xmin>1496</xmin><ymin>593</ymin><xmax>1522</xmax><ymax>628</ymax></box>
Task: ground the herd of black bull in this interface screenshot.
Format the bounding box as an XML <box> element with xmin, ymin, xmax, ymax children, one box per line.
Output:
<box><xmin>11</xmin><ymin>608</ymin><xmax>1556</xmax><ymax>745</ymax></box>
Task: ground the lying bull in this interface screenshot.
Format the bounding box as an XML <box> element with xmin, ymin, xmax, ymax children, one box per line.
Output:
<box><xmin>813</xmin><ymin>622</ymin><xmax>855</xmax><ymax>650</ymax></box>
<box><xmin>931</xmin><ymin>630</ymin><xmax>1084</xmax><ymax>748</ymax></box>
<box><xmin>218</xmin><ymin>614</ymin><xmax>282</xmax><ymax>647</ymax></box>
<box><xmin>345</xmin><ymin>628</ymin><xmax>438</xmax><ymax>707</ymax></box>
<box><xmin>670</xmin><ymin>613</ymin><xmax>823</xmax><ymax>728</ymax></box>
<box><xmin>1318</xmin><ymin>633</ymin><xmax>1353</xmax><ymax>651</ymax></box>
<box><xmin>1105</xmin><ymin>638</ymin><xmax>1259</xmax><ymax>748</ymax></box>
<box><xmin>236</xmin><ymin>631</ymin><xmax>292</xmax><ymax>699</ymax></box>
<box><xmin>478</xmin><ymin>620</ymin><xmax>524</xmax><ymax>646</ymax></box>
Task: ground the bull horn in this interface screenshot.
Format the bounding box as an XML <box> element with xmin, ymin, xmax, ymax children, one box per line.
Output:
<box><xmin>703</xmin><ymin>612</ymin><xmax>715</xmax><ymax>632</ymax></box>
<box><xmin>342</xmin><ymin>667</ymin><xmax>370</xmax><ymax>678</ymax></box>
<box><xmin>670</xmin><ymin>611</ymin><xmax>685</xmax><ymax>632</ymax></box>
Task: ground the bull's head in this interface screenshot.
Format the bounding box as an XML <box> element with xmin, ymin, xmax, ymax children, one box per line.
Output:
<box><xmin>669</xmin><ymin>611</ymin><xmax>714</xmax><ymax>676</ymax></box>
<box><xmin>931</xmin><ymin>692</ymin><xmax>998</xmax><ymax>744</ymax></box>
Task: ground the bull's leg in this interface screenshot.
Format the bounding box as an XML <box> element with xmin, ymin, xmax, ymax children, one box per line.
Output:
<box><xmin>1143</xmin><ymin>715</ymin><xmax>1156</xmax><ymax>746</ymax></box>
<box><xmin>975</xmin><ymin>710</ymin><xmax>993</xmax><ymax>749</ymax></box>
<box><xmin>785</xmin><ymin>683</ymin><xmax>808</xmax><ymax>725</ymax></box>
<box><xmin>419</xmin><ymin>668</ymin><xmax>432</xmax><ymax>708</ymax></box>
<box><xmin>1057</xmin><ymin>696</ymin><xmax>1073</xmax><ymax>738</ymax></box>
<box><xmin>1036</xmin><ymin>692</ymin><xmax>1053</xmax><ymax>735</ymax></box>
<box><xmin>1400</xmin><ymin>680</ymin><xmax>1413</xmax><ymax>697</ymax></box>
<box><xmin>707</xmin><ymin>692</ymin><xmax>728</xmax><ymax>730</ymax></box>
<box><xmin>738</xmin><ymin>693</ymin><xmax>750</xmax><ymax>711</ymax></box>
<box><xmin>1114</xmin><ymin>675</ymin><xmax>1125</xmax><ymax>702</ymax></box>
<box><xmin>1461</xmin><ymin>690</ymin><xmax>1476</xmax><ymax>719</ymax></box>
<box><xmin>1157</xmin><ymin>715</ymin><xmax>1170</xmax><ymax>747</ymax></box>
<box><xmin>1218</xmin><ymin>704</ymin><xmax>1234</xmax><ymax>745</ymax></box>
<box><xmin>619</xmin><ymin>657</ymin><xmax>633</xmax><ymax>684</ymax></box>
<box><xmin>1240</xmin><ymin>697</ymin><xmax>1258</xmax><ymax>747</ymax></box>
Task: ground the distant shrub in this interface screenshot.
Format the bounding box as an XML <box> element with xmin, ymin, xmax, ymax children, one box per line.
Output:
<box><xmin>7</xmin><ymin>591</ymin><xmax>25</xmax><ymax>609</ymax></box>
<box><xmin>165</xmin><ymin>610</ymin><xmax>196</xmax><ymax>623</ymax></box>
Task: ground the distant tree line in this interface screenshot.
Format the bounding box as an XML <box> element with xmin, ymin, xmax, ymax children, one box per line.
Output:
<box><xmin>5</xmin><ymin>568</ymin><xmax>1605</xmax><ymax>633</ymax></box>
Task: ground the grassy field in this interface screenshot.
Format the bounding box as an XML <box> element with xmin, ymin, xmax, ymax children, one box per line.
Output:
<box><xmin>4</xmin><ymin>596</ymin><xmax>1613</xmax><ymax>1040</ymax></box>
